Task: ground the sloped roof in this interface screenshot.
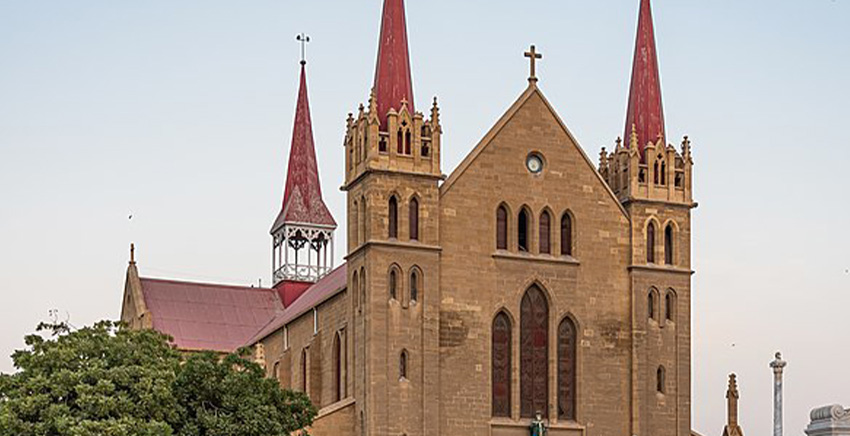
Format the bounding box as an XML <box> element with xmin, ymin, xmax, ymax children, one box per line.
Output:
<box><xmin>624</xmin><ymin>0</ymin><xmax>666</xmax><ymax>159</ymax></box>
<box><xmin>373</xmin><ymin>0</ymin><xmax>415</xmax><ymax>122</ymax></box>
<box><xmin>273</xmin><ymin>63</ymin><xmax>336</xmax><ymax>232</ymax></box>
<box><xmin>139</xmin><ymin>278</ymin><xmax>284</xmax><ymax>352</ymax></box>
<box><xmin>246</xmin><ymin>263</ymin><xmax>347</xmax><ymax>345</ymax></box>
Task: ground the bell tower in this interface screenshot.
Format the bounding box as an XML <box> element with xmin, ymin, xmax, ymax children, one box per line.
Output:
<box><xmin>343</xmin><ymin>1</ymin><xmax>442</xmax><ymax>435</ymax></box>
<box><xmin>598</xmin><ymin>2</ymin><xmax>696</xmax><ymax>436</ymax></box>
<box><xmin>271</xmin><ymin>53</ymin><xmax>337</xmax><ymax>308</ymax></box>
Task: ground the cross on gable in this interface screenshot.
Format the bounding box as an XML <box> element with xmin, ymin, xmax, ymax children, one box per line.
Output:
<box><xmin>524</xmin><ymin>45</ymin><xmax>543</xmax><ymax>82</ymax></box>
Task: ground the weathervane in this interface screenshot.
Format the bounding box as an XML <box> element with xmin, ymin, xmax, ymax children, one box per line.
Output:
<box><xmin>296</xmin><ymin>33</ymin><xmax>311</xmax><ymax>65</ymax></box>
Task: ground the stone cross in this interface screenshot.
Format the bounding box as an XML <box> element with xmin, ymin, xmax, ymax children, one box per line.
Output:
<box><xmin>525</xmin><ymin>45</ymin><xmax>543</xmax><ymax>82</ymax></box>
<box><xmin>771</xmin><ymin>352</ymin><xmax>788</xmax><ymax>436</ymax></box>
<box><xmin>296</xmin><ymin>33</ymin><xmax>311</xmax><ymax>65</ymax></box>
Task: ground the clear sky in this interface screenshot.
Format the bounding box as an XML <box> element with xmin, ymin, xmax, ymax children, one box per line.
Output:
<box><xmin>1</xmin><ymin>1</ymin><xmax>848</xmax><ymax>435</ymax></box>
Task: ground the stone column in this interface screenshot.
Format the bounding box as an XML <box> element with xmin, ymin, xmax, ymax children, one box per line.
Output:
<box><xmin>770</xmin><ymin>352</ymin><xmax>788</xmax><ymax>436</ymax></box>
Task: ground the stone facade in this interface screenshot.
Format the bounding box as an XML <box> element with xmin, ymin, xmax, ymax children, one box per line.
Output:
<box><xmin>255</xmin><ymin>76</ymin><xmax>695</xmax><ymax>436</ymax></box>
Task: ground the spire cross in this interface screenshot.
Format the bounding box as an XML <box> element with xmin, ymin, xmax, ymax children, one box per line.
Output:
<box><xmin>296</xmin><ymin>33</ymin><xmax>311</xmax><ymax>65</ymax></box>
<box><xmin>524</xmin><ymin>45</ymin><xmax>543</xmax><ymax>82</ymax></box>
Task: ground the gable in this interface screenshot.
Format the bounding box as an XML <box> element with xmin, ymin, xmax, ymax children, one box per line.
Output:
<box><xmin>441</xmin><ymin>84</ymin><xmax>627</xmax><ymax>219</ymax></box>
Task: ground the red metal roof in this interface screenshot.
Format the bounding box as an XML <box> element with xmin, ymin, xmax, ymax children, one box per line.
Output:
<box><xmin>373</xmin><ymin>0</ymin><xmax>415</xmax><ymax>123</ymax></box>
<box><xmin>247</xmin><ymin>263</ymin><xmax>347</xmax><ymax>345</ymax></box>
<box><xmin>139</xmin><ymin>278</ymin><xmax>283</xmax><ymax>352</ymax></box>
<box><xmin>624</xmin><ymin>0</ymin><xmax>666</xmax><ymax>160</ymax></box>
<box><xmin>273</xmin><ymin>63</ymin><xmax>336</xmax><ymax>232</ymax></box>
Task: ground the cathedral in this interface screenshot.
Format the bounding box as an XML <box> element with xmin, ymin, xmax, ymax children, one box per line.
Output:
<box><xmin>120</xmin><ymin>0</ymin><xmax>697</xmax><ymax>435</ymax></box>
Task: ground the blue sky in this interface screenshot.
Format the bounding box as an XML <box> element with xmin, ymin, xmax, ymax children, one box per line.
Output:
<box><xmin>1</xmin><ymin>1</ymin><xmax>848</xmax><ymax>435</ymax></box>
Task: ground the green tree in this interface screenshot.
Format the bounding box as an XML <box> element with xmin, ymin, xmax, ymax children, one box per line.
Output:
<box><xmin>0</xmin><ymin>321</ymin><xmax>316</xmax><ymax>436</ymax></box>
<box><xmin>172</xmin><ymin>351</ymin><xmax>316</xmax><ymax>436</ymax></box>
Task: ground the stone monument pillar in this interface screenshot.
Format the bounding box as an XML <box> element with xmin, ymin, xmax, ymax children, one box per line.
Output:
<box><xmin>770</xmin><ymin>352</ymin><xmax>788</xmax><ymax>436</ymax></box>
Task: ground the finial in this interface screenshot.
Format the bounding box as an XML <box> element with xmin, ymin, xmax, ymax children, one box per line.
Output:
<box><xmin>630</xmin><ymin>124</ymin><xmax>639</xmax><ymax>149</ymax></box>
<box><xmin>296</xmin><ymin>33</ymin><xmax>311</xmax><ymax>65</ymax></box>
<box><xmin>728</xmin><ymin>373</ymin><xmax>739</xmax><ymax>395</ymax></box>
<box><xmin>129</xmin><ymin>243</ymin><xmax>136</xmax><ymax>265</ymax></box>
<box><xmin>524</xmin><ymin>45</ymin><xmax>543</xmax><ymax>82</ymax></box>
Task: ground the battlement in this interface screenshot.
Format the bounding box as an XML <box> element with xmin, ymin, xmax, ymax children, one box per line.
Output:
<box><xmin>599</xmin><ymin>130</ymin><xmax>694</xmax><ymax>206</ymax></box>
<box><xmin>344</xmin><ymin>92</ymin><xmax>442</xmax><ymax>186</ymax></box>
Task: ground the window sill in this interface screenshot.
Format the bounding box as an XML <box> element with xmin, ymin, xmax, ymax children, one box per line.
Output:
<box><xmin>492</xmin><ymin>251</ymin><xmax>580</xmax><ymax>266</ymax></box>
<box><xmin>628</xmin><ymin>264</ymin><xmax>693</xmax><ymax>275</ymax></box>
<box><xmin>490</xmin><ymin>418</ymin><xmax>585</xmax><ymax>430</ymax></box>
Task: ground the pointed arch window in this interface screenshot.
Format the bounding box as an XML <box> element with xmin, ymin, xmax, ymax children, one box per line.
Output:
<box><xmin>657</xmin><ymin>366</ymin><xmax>666</xmax><ymax>394</ymax></box>
<box><xmin>353</xmin><ymin>271</ymin><xmax>360</xmax><ymax>310</ymax></box>
<box><xmin>300</xmin><ymin>348</ymin><xmax>309</xmax><ymax>393</ymax></box>
<box><xmin>405</xmin><ymin>131</ymin><xmax>412</xmax><ymax>155</ymax></box>
<box><xmin>388</xmin><ymin>196</ymin><xmax>398</xmax><ymax>239</ymax></box>
<box><xmin>360</xmin><ymin>267</ymin><xmax>367</xmax><ymax>311</ymax></box>
<box><xmin>389</xmin><ymin>267</ymin><xmax>399</xmax><ymax>301</ymax></box>
<box><xmin>648</xmin><ymin>289</ymin><xmax>658</xmax><ymax>321</ymax></box>
<box><xmin>409</xmin><ymin>197</ymin><xmax>420</xmax><ymax>241</ymax></box>
<box><xmin>273</xmin><ymin>361</ymin><xmax>280</xmax><ymax>381</ymax></box>
<box><xmin>558</xmin><ymin>317</ymin><xmax>577</xmax><ymax>421</ymax></box>
<box><xmin>665</xmin><ymin>291</ymin><xmax>675</xmax><ymax>322</ymax></box>
<box><xmin>521</xmin><ymin>286</ymin><xmax>549</xmax><ymax>418</ymax></box>
<box><xmin>492</xmin><ymin>312</ymin><xmax>512</xmax><ymax>418</ymax></box>
<box><xmin>360</xmin><ymin>197</ymin><xmax>367</xmax><ymax>244</ymax></box>
<box><xmin>664</xmin><ymin>223</ymin><xmax>674</xmax><ymax>265</ymax></box>
<box><xmin>518</xmin><ymin>209</ymin><xmax>530</xmax><ymax>252</ymax></box>
<box><xmin>539</xmin><ymin>211</ymin><xmax>551</xmax><ymax>254</ymax></box>
<box><xmin>333</xmin><ymin>332</ymin><xmax>343</xmax><ymax>402</ymax></box>
<box><xmin>647</xmin><ymin>222</ymin><xmax>656</xmax><ymax>263</ymax></box>
<box><xmin>399</xmin><ymin>350</ymin><xmax>409</xmax><ymax>380</ymax></box>
<box><xmin>497</xmin><ymin>205</ymin><xmax>508</xmax><ymax>250</ymax></box>
<box><xmin>410</xmin><ymin>269</ymin><xmax>419</xmax><ymax>304</ymax></box>
<box><xmin>561</xmin><ymin>213</ymin><xmax>573</xmax><ymax>256</ymax></box>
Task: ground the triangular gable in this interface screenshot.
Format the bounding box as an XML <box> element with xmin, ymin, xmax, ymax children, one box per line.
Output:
<box><xmin>440</xmin><ymin>83</ymin><xmax>628</xmax><ymax>218</ymax></box>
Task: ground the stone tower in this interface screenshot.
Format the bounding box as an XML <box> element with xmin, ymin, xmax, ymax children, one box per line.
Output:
<box><xmin>599</xmin><ymin>1</ymin><xmax>695</xmax><ymax>436</ymax></box>
<box><xmin>723</xmin><ymin>374</ymin><xmax>745</xmax><ymax>436</ymax></box>
<box><xmin>342</xmin><ymin>0</ymin><xmax>443</xmax><ymax>434</ymax></box>
<box><xmin>271</xmin><ymin>59</ymin><xmax>337</xmax><ymax>307</ymax></box>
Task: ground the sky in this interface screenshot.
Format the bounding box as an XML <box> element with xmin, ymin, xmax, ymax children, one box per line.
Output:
<box><xmin>1</xmin><ymin>0</ymin><xmax>848</xmax><ymax>435</ymax></box>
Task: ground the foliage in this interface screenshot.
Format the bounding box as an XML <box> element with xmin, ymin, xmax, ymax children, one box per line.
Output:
<box><xmin>172</xmin><ymin>350</ymin><xmax>315</xmax><ymax>436</ymax></box>
<box><xmin>0</xmin><ymin>321</ymin><xmax>316</xmax><ymax>436</ymax></box>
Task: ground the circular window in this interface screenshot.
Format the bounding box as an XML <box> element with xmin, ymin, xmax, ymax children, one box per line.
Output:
<box><xmin>526</xmin><ymin>153</ymin><xmax>544</xmax><ymax>174</ymax></box>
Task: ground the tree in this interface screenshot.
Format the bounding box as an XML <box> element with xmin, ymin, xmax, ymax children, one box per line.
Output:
<box><xmin>0</xmin><ymin>321</ymin><xmax>316</xmax><ymax>436</ymax></box>
<box><xmin>172</xmin><ymin>351</ymin><xmax>315</xmax><ymax>436</ymax></box>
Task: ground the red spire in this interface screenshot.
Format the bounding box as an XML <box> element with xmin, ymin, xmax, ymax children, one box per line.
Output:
<box><xmin>272</xmin><ymin>63</ymin><xmax>336</xmax><ymax>232</ymax></box>
<box><xmin>624</xmin><ymin>0</ymin><xmax>665</xmax><ymax>159</ymax></box>
<box><xmin>373</xmin><ymin>0</ymin><xmax>415</xmax><ymax>123</ymax></box>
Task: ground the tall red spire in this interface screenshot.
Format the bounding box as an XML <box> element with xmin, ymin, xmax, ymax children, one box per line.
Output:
<box><xmin>272</xmin><ymin>63</ymin><xmax>336</xmax><ymax>232</ymax></box>
<box><xmin>624</xmin><ymin>0</ymin><xmax>665</xmax><ymax>159</ymax></box>
<box><xmin>373</xmin><ymin>0</ymin><xmax>415</xmax><ymax>123</ymax></box>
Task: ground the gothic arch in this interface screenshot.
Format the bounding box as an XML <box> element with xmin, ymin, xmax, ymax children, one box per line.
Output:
<box><xmin>388</xmin><ymin>194</ymin><xmax>400</xmax><ymax>239</ymax></box>
<box><xmin>539</xmin><ymin>207</ymin><xmax>553</xmax><ymax>255</ymax></box>
<box><xmin>520</xmin><ymin>285</ymin><xmax>549</xmax><ymax>418</ymax></box>
<box><xmin>648</xmin><ymin>288</ymin><xmax>660</xmax><ymax>322</ymax></box>
<box><xmin>644</xmin><ymin>217</ymin><xmax>661</xmax><ymax>264</ymax></box>
<box><xmin>360</xmin><ymin>195</ymin><xmax>368</xmax><ymax>244</ymax></box>
<box><xmin>399</xmin><ymin>349</ymin><xmax>409</xmax><ymax>380</ymax></box>
<box><xmin>557</xmin><ymin>314</ymin><xmax>579</xmax><ymax>421</ymax></box>
<box><xmin>518</xmin><ymin>205</ymin><xmax>533</xmax><ymax>253</ymax></box>
<box><xmin>359</xmin><ymin>267</ymin><xmax>367</xmax><ymax>311</ymax></box>
<box><xmin>333</xmin><ymin>331</ymin><xmax>344</xmax><ymax>402</ymax></box>
<box><xmin>491</xmin><ymin>310</ymin><xmax>513</xmax><ymax>418</ymax></box>
<box><xmin>496</xmin><ymin>202</ymin><xmax>512</xmax><ymax>251</ymax></box>
<box><xmin>408</xmin><ymin>194</ymin><xmax>420</xmax><ymax>241</ymax></box>
<box><xmin>388</xmin><ymin>264</ymin><xmax>403</xmax><ymax>303</ymax></box>
<box><xmin>663</xmin><ymin>219</ymin><xmax>678</xmax><ymax>266</ymax></box>
<box><xmin>560</xmin><ymin>210</ymin><xmax>576</xmax><ymax>257</ymax></box>
<box><xmin>664</xmin><ymin>288</ymin><xmax>677</xmax><ymax>323</ymax></box>
<box><xmin>409</xmin><ymin>266</ymin><xmax>423</xmax><ymax>305</ymax></box>
<box><xmin>352</xmin><ymin>270</ymin><xmax>360</xmax><ymax>310</ymax></box>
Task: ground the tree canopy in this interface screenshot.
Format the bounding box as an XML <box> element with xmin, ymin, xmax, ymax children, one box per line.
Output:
<box><xmin>0</xmin><ymin>321</ymin><xmax>316</xmax><ymax>436</ymax></box>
